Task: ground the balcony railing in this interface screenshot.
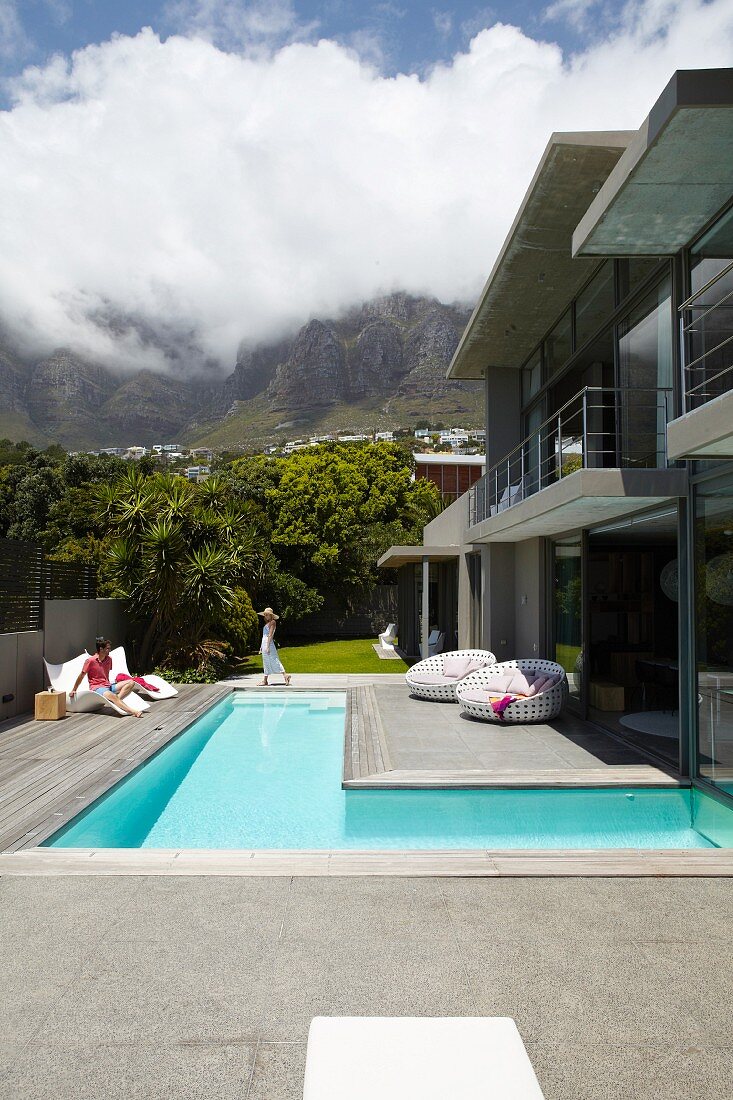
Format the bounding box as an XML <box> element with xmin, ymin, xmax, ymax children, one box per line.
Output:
<box><xmin>468</xmin><ymin>386</ymin><xmax>672</xmax><ymax>527</ymax></box>
<box><xmin>681</xmin><ymin>259</ymin><xmax>733</xmax><ymax>409</ymax></box>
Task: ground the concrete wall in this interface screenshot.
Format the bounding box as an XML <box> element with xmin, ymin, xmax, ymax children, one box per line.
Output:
<box><xmin>514</xmin><ymin>539</ymin><xmax>546</xmax><ymax>658</ymax></box>
<box><xmin>0</xmin><ymin>631</ymin><xmax>44</xmax><ymax>722</ymax></box>
<box><xmin>486</xmin><ymin>368</ymin><xmax>521</xmax><ymax>467</ymax></box>
<box><xmin>43</xmin><ymin>599</ymin><xmax>129</xmax><ymax>664</ymax></box>
<box><xmin>482</xmin><ymin>544</ymin><xmax>515</xmax><ymax>664</ymax></box>
<box><xmin>0</xmin><ymin>599</ymin><xmax>128</xmax><ymax>721</ymax></box>
<box><xmin>422</xmin><ymin>494</ymin><xmax>468</xmax><ymax>546</ymax></box>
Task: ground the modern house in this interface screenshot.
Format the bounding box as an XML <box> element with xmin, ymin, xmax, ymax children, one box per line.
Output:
<box><xmin>379</xmin><ymin>68</ymin><xmax>733</xmax><ymax>796</ymax></box>
<box><xmin>413</xmin><ymin>453</ymin><xmax>486</xmax><ymax>501</ymax></box>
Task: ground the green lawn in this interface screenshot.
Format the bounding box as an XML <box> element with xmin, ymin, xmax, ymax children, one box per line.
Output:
<box><xmin>555</xmin><ymin>643</ymin><xmax>581</xmax><ymax>673</ymax></box>
<box><xmin>241</xmin><ymin>636</ymin><xmax>409</xmax><ymax>675</ymax></box>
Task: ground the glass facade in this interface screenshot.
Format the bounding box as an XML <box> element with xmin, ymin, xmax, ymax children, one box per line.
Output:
<box><xmin>687</xmin><ymin>205</ymin><xmax>733</xmax><ymax>408</ymax></box>
<box><xmin>617</xmin><ymin>278</ymin><xmax>673</xmax><ymax>468</ymax></box>
<box><xmin>545</xmin><ymin>310</ymin><xmax>572</xmax><ymax>376</ymax></box>
<box><xmin>553</xmin><ymin>539</ymin><xmax>582</xmax><ymax>707</ymax></box>
<box><xmin>575</xmin><ymin>261</ymin><xmax>615</xmax><ymax>349</ymax></box>
<box><xmin>695</xmin><ymin>474</ymin><xmax>733</xmax><ymax>796</ymax></box>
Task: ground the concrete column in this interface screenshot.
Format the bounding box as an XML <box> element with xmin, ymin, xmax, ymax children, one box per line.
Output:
<box><xmin>486</xmin><ymin>368</ymin><xmax>521</xmax><ymax>467</ymax></box>
<box><xmin>482</xmin><ymin>543</ymin><xmax>515</xmax><ymax>661</ymax></box>
<box><xmin>514</xmin><ymin>538</ymin><xmax>546</xmax><ymax>658</ymax></box>
<box><xmin>421</xmin><ymin>556</ymin><xmax>430</xmax><ymax>659</ymax></box>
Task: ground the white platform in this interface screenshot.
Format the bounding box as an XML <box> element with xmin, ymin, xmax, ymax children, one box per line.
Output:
<box><xmin>302</xmin><ymin>1016</ymin><xmax>546</xmax><ymax>1099</ymax></box>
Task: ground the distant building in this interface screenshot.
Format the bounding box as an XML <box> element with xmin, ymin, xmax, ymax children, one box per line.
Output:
<box><xmin>185</xmin><ymin>465</ymin><xmax>210</xmax><ymax>482</ymax></box>
<box><xmin>375</xmin><ymin>431</ymin><xmax>395</xmax><ymax>442</ymax></box>
<box><xmin>413</xmin><ymin>452</ymin><xmax>486</xmax><ymax>500</ymax></box>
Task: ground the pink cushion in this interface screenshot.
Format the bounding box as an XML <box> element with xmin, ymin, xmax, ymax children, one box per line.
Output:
<box><xmin>442</xmin><ymin>655</ymin><xmax>472</xmax><ymax>679</ymax></box>
<box><xmin>410</xmin><ymin>673</ymin><xmax>457</xmax><ymax>686</ymax></box>
<box><xmin>478</xmin><ymin>674</ymin><xmax>514</xmax><ymax>694</ymax></box>
<box><xmin>466</xmin><ymin>658</ymin><xmax>489</xmax><ymax>673</ymax></box>
<box><xmin>532</xmin><ymin>673</ymin><xmax>560</xmax><ymax>694</ymax></box>
<box><xmin>506</xmin><ymin>671</ymin><xmax>538</xmax><ymax>695</ymax></box>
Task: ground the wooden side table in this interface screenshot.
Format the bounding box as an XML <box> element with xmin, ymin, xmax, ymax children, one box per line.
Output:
<box><xmin>35</xmin><ymin>690</ymin><xmax>67</xmax><ymax>721</ymax></box>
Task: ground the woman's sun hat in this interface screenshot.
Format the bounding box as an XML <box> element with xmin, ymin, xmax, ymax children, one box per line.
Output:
<box><xmin>257</xmin><ymin>607</ymin><xmax>279</xmax><ymax>619</ymax></box>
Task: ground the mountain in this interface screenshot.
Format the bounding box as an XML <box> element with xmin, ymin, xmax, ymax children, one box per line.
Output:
<box><xmin>0</xmin><ymin>294</ymin><xmax>481</xmax><ymax>450</ymax></box>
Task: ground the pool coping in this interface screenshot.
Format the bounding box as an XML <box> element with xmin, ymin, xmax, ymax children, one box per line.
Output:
<box><xmin>1</xmin><ymin>847</ymin><xmax>732</xmax><ymax>876</ymax></box>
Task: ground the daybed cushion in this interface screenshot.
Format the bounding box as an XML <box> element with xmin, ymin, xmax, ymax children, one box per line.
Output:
<box><xmin>478</xmin><ymin>673</ymin><xmax>515</xmax><ymax>694</ymax></box>
<box><xmin>442</xmin><ymin>655</ymin><xmax>472</xmax><ymax>679</ymax></box>
<box><xmin>466</xmin><ymin>657</ymin><xmax>490</xmax><ymax>673</ymax></box>
<box><xmin>409</xmin><ymin>673</ymin><xmax>459</xmax><ymax>686</ymax></box>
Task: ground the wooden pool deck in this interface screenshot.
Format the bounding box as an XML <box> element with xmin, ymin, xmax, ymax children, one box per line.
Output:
<box><xmin>1</xmin><ymin>676</ymin><xmax>732</xmax><ymax>875</ymax></box>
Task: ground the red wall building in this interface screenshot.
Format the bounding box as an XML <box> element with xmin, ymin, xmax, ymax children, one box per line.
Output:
<box><xmin>414</xmin><ymin>453</ymin><xmax>486</xmax><ymax>500</ymax></box>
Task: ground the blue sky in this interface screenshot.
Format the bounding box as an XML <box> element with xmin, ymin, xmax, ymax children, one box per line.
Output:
<box><xmin>3</xmin><ymin>0</ymin><xmax>612</xmax><ymax>86</ymax></box>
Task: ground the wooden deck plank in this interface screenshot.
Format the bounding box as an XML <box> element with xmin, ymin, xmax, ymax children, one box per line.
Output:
<box><xmin>344</xmin><ymin>767</ymin><xmax>681</xmax><ymax>789</ymax></box>
<box><xmin>0</xmin><ymin>684</ymin><xmax>229</xmax><ymax>852</ymax></box>
<box><xmin>1</xmin><ymin>846</ymin><xmax>732</xmax><ymax>876</ymax></box>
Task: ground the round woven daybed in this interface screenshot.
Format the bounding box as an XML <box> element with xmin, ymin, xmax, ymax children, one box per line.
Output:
<box><xmin>456</xmin><ymin>659</ymin><xmax>567</xmax><ymax>723</ymax></box>
<box><xmin>405</xmin><ymin>649</ymin><xmax>497</xmax><ymax>703</ymax></box>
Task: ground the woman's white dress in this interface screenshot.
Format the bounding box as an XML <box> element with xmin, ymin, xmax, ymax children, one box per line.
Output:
<box><xmin>260</xmin><ymin>624</ymin><xmax>285</xmax><ymax>676</ymax></box>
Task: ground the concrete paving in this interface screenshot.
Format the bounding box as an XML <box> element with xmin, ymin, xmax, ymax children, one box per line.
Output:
<box><xmin>0</xmin><ymin>874</ymin><xmax>731</xmax><ymax>1099</ymax></box>
<box><xmin>228</xmin><ymin>673</ymin><xmax>665</xmax><ymax>777</ymax></box>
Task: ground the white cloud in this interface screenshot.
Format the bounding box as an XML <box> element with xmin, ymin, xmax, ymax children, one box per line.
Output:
<box><xmin>163</xmin><ymin>0</ymin><xmax>318</xmax><ymax>54</ymax></box>
<box><xmin>0</xmin><ymin>0</ymin><xmax>30</xmax><ymax>60</ymax></box>
<box><xmin>544</xmin><ymin>0</ymin><xmax>599</xmax><ymax>31</ymax></box>
<box><xmin>1</xmin><ymin>1</ymin><xmax>732</xmax><ymax>376</ymax></box>
<box><xmin>432</xmin><ymin>10</ymin><xmax>454</xmax><ymax>38</ymax></box>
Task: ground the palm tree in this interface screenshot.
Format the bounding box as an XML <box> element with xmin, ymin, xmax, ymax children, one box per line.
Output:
<box><xmin>97</xmin><ymin>471</ymin><xmax>263</xmax><ymax>670</ymax></box>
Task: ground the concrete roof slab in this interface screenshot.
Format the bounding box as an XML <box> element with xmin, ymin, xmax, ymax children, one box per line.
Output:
<box><xmin>573</xmin><ymin>69</ymin><xmax>733</xmax><ymax>257</ymax></box>
<box><xmin>667</xmin><ymin>390</ymin><xmax>733</xmax><ymax>459</ymax></box>
<box><xmin>466</xmin><ymin>468</ymin><xmax>688</xmax><ymax>543</ymax></box>
<box><xmin>377</xmin><ymin>545</ymin><xmax>460</xmax><ymax>568</ymax></box>
<box><xmin>447</xmin><ymin>133</ymin><xmax>632</xmax><ymax>379</ymax></box>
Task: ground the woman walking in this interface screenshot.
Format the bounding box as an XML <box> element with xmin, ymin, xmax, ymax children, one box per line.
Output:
<box><xmin>257</xmin><ymin>607</ymin><xmax>291</xmax><ymax>686</ymax></box>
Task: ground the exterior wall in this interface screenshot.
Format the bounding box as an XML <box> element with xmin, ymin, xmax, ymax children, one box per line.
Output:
<box><xmin>483</xmin><ymin>544</ymin><xmax>515</xmax><ymax>663</ymax></box>
<box><xmin>423</xmin><ymin>493</ymin><xmax>467</xmax><ymax>546</ymax></box>
<box><xmin>514</xmin><ymin>539</ymin><xmax>546</xmax><ymax>658</ymax></box>
<box><xmin>43</xmin><ymin>599</ymin><xmax>129</xmax><ymax>664</ymax></box>
<box><xmin>486</xmin><ymin>369</ymin><xmax>521</xmax><ymax>466</ymax></box>
<box><xmin>0</xmin><ymin>631</ymin><xmax>44</xmax><ymax>721</ymax></box>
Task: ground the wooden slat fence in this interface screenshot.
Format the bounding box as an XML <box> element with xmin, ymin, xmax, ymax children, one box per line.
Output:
<box><xmin>0</xmin><ymin>539</ymin><xmax>44</xmax><ymax>633</ymax></box>
<box><xmin>0</xmin><ymin>539</ymin><xmax>98</xmax><ymax>633</ymax></box>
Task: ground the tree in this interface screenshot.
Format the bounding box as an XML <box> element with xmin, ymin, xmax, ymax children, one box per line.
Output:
<box><xmin>95</xmin><ymin>472</ymin><xmax>263</xmax><ymax>671</ymax></box>
<box><xmin>263</xmin><ymin>443</ymin><xmax>442</xmax><ymax>595</ymax></box>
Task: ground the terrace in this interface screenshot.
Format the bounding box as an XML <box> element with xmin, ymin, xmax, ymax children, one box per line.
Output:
<box><xmin>0</xmin><ymin>677</ymin><xmax>732</xmax><ymax>1100</ymax></box>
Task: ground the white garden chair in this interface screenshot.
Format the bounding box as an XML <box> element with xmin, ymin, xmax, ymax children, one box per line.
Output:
<box><xmin>406</xmin><ymin>649</ymin><xmax>497</xmax><ymax>702</ymax></box>
<box><xmin>44</xmin><ymin>652</ymin><xmax>151</xmax><ymax>716</ymax></box>
<box><xmin>456</xmin><ymin>659</ymin><xmax>567</xmax><ymax>724</ymax></box>
<box><xmin>108</xmin><ymin>646</ymin><xmax>178</xmax><ymax>699</ymax></box>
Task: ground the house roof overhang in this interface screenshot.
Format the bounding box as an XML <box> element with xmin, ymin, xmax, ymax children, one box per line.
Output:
<box><xmin>667</xmin><ymin>390</ymin><xmax>733</xmax><ymax>460</ymax></box>
<box><xmin>467</xmin><ymin>468</ymin><xmax>688</xmax><ymax>543</ymax></box>
<box><xmin>377</xmin><ymin>545</ymin><xmax>460</xmax><ymax>569</ymax></box>
<box><xmin>573</xmin><ymin>68</ymin><xmax>733</xmax><ymax>258</ymax></box>
<box><xmin>447</xmin><ymin>131</ymin><xmax>633</xmax><ymax>380</ymax></box>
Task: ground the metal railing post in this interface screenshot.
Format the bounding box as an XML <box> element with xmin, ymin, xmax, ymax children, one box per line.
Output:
<box><xmin>582</xmin><ymin>388</ymin><xmax>588</xmax><ymax>468</ymax></box>
<box><xmin>556</xmin><ymin>416</ymin><xmax>562</xmax><ymax>478</ymax></box>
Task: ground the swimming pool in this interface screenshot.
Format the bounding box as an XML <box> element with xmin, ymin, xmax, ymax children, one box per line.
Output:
<box><xmin>44</xmin><ymin>691</ymin><xmax>733</xmax><ymax>850</ymax></box>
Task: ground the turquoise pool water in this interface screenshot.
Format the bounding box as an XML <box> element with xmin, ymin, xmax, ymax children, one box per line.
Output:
<box><xmin>44</xmin><ymin>691</ymin><xmax>732</xmax><ymax>850</ymax></box>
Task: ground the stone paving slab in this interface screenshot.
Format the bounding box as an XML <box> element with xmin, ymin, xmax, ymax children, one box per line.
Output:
<box><xmin>0</xmin><ymin>875</ymin><xmax>731</xmax><ymax>1099</ymax></box>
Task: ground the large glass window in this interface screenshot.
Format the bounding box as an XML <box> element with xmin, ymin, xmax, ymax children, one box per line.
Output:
<box><xmin>695</xmin><ymin>475</ymin><xmax>733</xmax><ymax>796</ymax></box>
<box><xmin>575</xmin><ymin>262</ymin><xmax>614</xmax><ymax>349</ymax></box>
<box><xmin>522</xmin><ymin>349</ymin><xmax>542</xmax><ymax>404</ymax></box>
<box><xmin>688</xmin><ymin>205</ymin><xmax>733</xmax><ymax>407</ymax></box>
<box><xmin>553</xmin><ymin>539</ymin><xmax>582</xmax><ymax>707</ymax></box>
<box><xmin>617</xmin><ymin>277</ymin><xmax>673</xmax><ymax>468</ymax></box>
<box><xmin>617</xmin><ymin>258</ymin><xmax>662</xmax><ymax>302</ymax></box>
<box><xmin>545</xmin><ymin>310</ymin><xmax>572</xmax><ymax>377</ymax></box>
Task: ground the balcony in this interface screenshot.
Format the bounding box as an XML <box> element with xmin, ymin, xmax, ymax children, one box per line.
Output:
<box><xmin>468</xmin><ymin>386</ymin><xmax>686</xmax><ymax>541</ymax></box>
<box><xmin>667</xmin><ymin>260</ymin><xmax>733</xmax><ymax>460</ymax></box>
